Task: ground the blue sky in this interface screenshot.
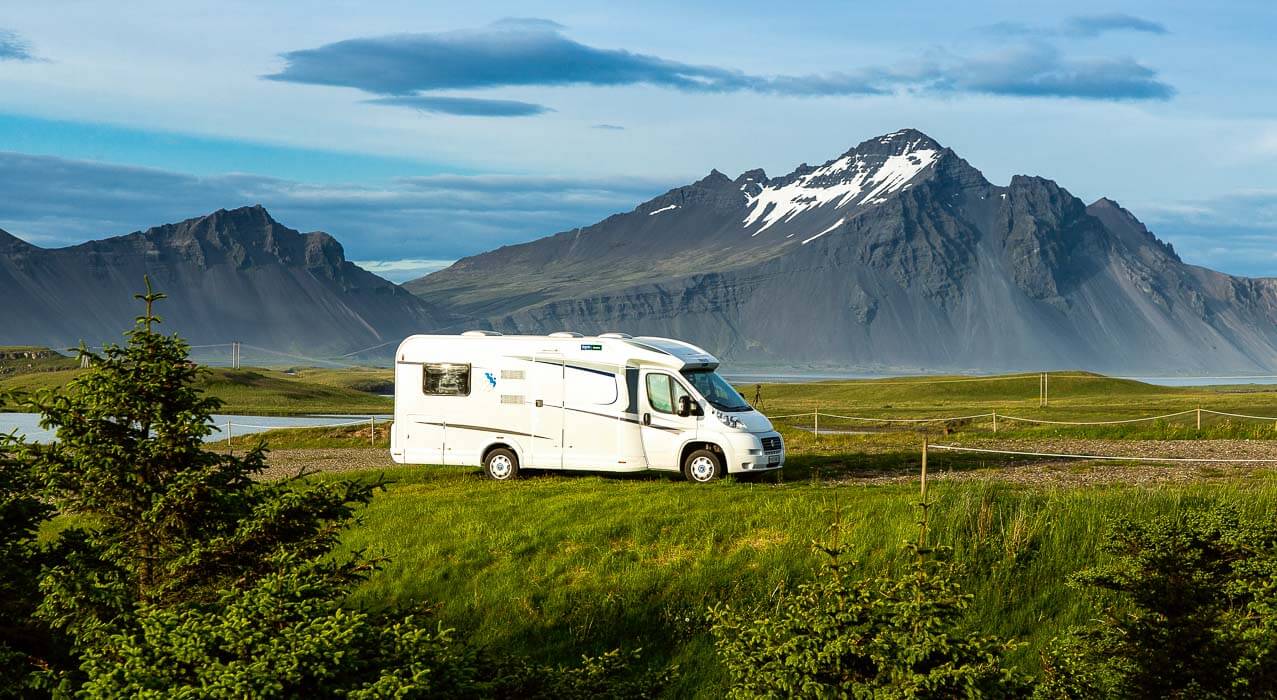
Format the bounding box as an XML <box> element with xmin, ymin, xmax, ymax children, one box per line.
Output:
<box><xmin>1</xmin><ymin>1</ymin><xmax>1276</xmax><ymax>281</ymax></box>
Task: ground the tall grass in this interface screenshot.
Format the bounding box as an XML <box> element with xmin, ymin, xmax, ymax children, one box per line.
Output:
<box><xmin>324</xmin><ymin>465</ymin><xmax>1277</xmax><ymax>697</ymax></box>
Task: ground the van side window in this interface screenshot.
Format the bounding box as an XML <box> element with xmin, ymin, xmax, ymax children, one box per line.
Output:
<box><xmin>646</xmin><ymin>373</ymin><xmax>689</xmax><ymax>414</ymax></box>
<box><xmin>423</xmin><ymin>363</ymin><xmax>471</xmax><ymax>396</ymax></box>
<box><xmin>646</xmin><ymin>374</ymin><xmax>673</xmax><ymax>413</ymax></box>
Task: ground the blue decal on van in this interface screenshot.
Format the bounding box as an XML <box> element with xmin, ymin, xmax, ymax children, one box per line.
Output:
<box><xmin>484</xmin><ymin>372</ymin><xmax>496</xmax><ymax>388</ymax></box>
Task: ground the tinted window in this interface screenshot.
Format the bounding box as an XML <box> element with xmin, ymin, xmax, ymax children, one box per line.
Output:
<box><xmin>681</xmin><ymin>370</ymin><xmax>750</xmax><ymax>412</ymax></box>
<box><xmin>424</xmin><ymin>363</ymin><xmax>470</xmax><ymax>396</ymax></box>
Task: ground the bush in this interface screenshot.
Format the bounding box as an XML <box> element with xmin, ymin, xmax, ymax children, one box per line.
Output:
<box><xmin>710</xmin><ymin>532</ymin><xmax>1032</xmax><ymax>698</ymax></box>
<box><xmin>1038</xmin><ymin>504</ymin><xmax>1277</xmax><ymax>699</ymax></box>
<box><xmin>0</xmin><ymin>426</ymin><xmax>57</xmax><ymax>696</ymax></box>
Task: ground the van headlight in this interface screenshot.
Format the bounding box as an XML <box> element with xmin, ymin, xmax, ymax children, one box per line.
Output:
<box><xmin>715</xmin><ymin>410</ymin><xmax>742</xmax><ymax>429</ymax></box>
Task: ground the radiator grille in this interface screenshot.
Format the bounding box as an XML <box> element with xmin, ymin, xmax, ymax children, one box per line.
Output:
<box><xmin>762</xmin><ymin>436</ymin><xmax>783</xmax><ymax>452</ymax></box>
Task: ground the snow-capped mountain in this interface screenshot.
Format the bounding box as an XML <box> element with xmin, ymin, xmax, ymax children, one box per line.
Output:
<box><xmin>407</xmin><ymin>129</ymin><xmax>1277</xmax><ymax>373</ymax></box>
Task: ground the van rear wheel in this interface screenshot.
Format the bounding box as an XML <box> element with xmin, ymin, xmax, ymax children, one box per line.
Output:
<box><xmin>484</xmin><ymin>448</ymin><xmax>520</xmax><ymax>481</ymax></box>
<box><xmin>682</xmin><ymin>448</ymin><xmax>723</xmax><ymax>483</ymax></box>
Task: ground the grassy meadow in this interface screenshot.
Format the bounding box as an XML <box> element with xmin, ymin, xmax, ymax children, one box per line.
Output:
<box><xmin>229</xmin><ymin>370</ymin><xmax>1277</xmax><ymax>695</ymax></box>
<box><xmin>317</xmin><ymin>464</ymin><xmax>1277</xmax><ymax>697</ymax></box>
<box><xmin>20</xmin><ymin>365</ymin><xmax>1277</xmax><ymax>694</ymax></box>
<box><xmin>748</xmin><ymin>372</ymin><xmax>1277</xmax><ymax>440</ymax></box>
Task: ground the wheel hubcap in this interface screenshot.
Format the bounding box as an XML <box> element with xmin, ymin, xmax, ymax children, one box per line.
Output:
<box><xmin>690</xmin><ymin>456</ymin><xmax>715</xmax><ymax>481</ymax></box>
<box><xmin>490</xmin><ymin>455</ymin><xmax>513</xmax><ymax>479</ymax></box>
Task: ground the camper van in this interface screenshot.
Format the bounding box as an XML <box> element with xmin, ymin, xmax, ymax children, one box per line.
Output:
<box><xmin>390</xmin><ymin>332</ymin><xmax>784</xmax><ymax>482</ymax></box>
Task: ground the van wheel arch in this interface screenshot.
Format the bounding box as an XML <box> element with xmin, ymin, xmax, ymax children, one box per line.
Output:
<box><xmin>680</xmin><ymin>442</ymin><xmax>724</xmax><ymax>483</ymax></box>
<box><xmin>482</xmin><ymin>443</ymin><xmax>521</xmax><ymax>481</ymax></box>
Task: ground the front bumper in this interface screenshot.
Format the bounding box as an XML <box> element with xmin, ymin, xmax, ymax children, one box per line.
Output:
<box><xmin>728</xmin><ymin>432</ymin><xmax>785</xmax><ymax>473</ymax></box>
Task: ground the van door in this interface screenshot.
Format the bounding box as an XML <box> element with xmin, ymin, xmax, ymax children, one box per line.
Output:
<box><xmin>640</xmin><ymin>371</ymin><xmax>698</xmax><ymax>470</ymax></box>
<box><xmin>530</xmin><ymin>353</ymin><xmax>564</xmax><ymax>468</ymax></box>
<box><xmin>562</xmin><ymin>365</ymin><xmax>621</xmax><ymax>469</ymax></box>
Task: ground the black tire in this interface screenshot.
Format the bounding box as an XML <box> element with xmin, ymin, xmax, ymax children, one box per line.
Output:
<box><xmin>484</xmin><ymin>448</ymin><xmax>520</xmax><ymax>481</ymax></box>
<box><xmin>681</xmin><ymin>448</ymin><xmax>723</xmax><ymax>483</ymax></box>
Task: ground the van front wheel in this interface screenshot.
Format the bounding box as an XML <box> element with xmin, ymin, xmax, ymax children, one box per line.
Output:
<box><xmin>682</xmin><ymin>449</ymin><xmax>723</xmax><ymax>483</ymax></box>
<box><xmin>484</xmin><ymin>448</ymin><xmax>520</xmax><ymax>481</ymax></box>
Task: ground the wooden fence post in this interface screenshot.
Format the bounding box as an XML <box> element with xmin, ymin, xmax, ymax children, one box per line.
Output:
<box><xmin>370</xmin><ymin>416</ymin><xmax>376</xmax><ymax>447</ymax></box>
<box><xmin>992</xmin><ymin>410</ymin><xmax>998</xmax><ymax>434</ymax></box>
<box><xmin>814</xmin><ymin>408</ymin><xmax>820</xmax><ymax>437</ymax></box>
<box><xmin>1197</xmin><ymin>408</ymin><xmax>1201</xmax><ymax>431</ymax></box>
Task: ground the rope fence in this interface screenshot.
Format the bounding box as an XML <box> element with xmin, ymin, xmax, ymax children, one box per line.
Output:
<box><xmin>769</xmin><ymin>407</ymin><xmax>1277</xmax><ymax>434</ymax></box>
<box><xmin>216</xmin><ymin>417</ymin><xmax>389</xmax><ymax>450</ymax></box>
<box><xmin>929</xmin><ymin>442</ymin><xmax>1277</xmax><ymax>464</ymax></box>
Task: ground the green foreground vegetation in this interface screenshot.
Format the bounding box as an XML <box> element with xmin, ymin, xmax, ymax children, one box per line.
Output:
<box><xmin>323</xmin><ymin>466</ymin><xmax>1277</xmax><ymax>697</ymax></box>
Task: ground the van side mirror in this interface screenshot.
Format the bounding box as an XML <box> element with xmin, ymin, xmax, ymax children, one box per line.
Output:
<box><xmin>678</xmin><ymin>395</ymin><xmax>702</xmax><ymax>417</ymax></box>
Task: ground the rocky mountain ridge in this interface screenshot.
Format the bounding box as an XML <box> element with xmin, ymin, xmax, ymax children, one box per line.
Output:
<box><xmin>408</xmin><ymin>129</ymin><xmax>1277</xmax><ymax>373</ymax></box>
<box><xmin>0</xmin><ymin>205</ymin><xmax>443</xmax><ymax>354</ymax></box>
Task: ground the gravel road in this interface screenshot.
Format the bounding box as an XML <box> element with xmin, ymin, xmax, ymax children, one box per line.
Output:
<box><xmin>260</xmin><ymin>439</ymin><xmax>1277</xmax><ymax>487</ymax></box>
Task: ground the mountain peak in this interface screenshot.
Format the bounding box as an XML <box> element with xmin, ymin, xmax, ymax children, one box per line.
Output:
<box><xmin>849</xmin><ymin>128</ymin><xmax>944</xmax><ymax>155</ymax></box>
<box><xmin>741</xmin><ymin>128</ymin><xmax>948</xmax><ymax>233</ymax></box>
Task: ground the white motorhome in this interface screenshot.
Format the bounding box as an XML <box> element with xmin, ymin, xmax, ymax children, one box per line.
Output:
<box><xmin>390</xmin><ymin>332</ymin><xmax>784</xmax><ymax>482</ymax></box>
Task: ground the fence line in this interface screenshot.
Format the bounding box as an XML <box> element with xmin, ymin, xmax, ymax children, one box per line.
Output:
<box><xmin>1202</xmin><ymin>409</ymin><xmax>1277</xmax><ymax>421</ymax></box>
<box><xmin>768</xmin><ymin>407</ymin><xmax>1277</xmax><ymax>428</ymax></box>
<box><xmin>217</xmin><ymin>418</ymin><xmax>378</xmax><ymax>431</ymax></box>
<box><xmin>929</xmin><ymin>443</ymin><xmax>1277</xmax><ymax>464</ymax></box>
<box><xmin>995</xmin><ymin>410</ymin><xmax>1196</xmax><ymax>426</ymax></box>
<box><xmin>819</xmin><ymin>411</ymin><xmax>995</xmax><ymax>424</ymax></box>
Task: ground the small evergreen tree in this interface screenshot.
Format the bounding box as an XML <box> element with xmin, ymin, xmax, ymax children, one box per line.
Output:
<box><xmin>1037</xmin><ymin>505</ymin><xmax>1277</xmax><ymax>699</ymax></box>
<box><xmin>23</xmin><ymin>280</ymin><xmax>384</xmax><ymax>655</ymax></box>
<box><xmin>0</xmin><ymin>421</ymin><xmax>57</xmax><ymax>696</ymax></box>
<box><xmin>710</xmin><ymin>492</ymin><xmax>1032</xmax><ymax>698</ymax></box>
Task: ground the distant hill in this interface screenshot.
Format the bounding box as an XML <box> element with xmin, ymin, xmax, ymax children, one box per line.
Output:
<box><xmin>0</xmin><ymin>206</ymin><xmax>444</xmax><ymax>354</ymax></box>
<box><xmin>407</xmin><ymin>129</ymin><xmax>1277</xmax><ymax>373</ymax></box>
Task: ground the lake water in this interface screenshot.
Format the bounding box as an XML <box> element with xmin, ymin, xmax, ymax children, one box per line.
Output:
<box><xmin>0</xmin><ymin>413</ymin><xmax>391</xmax><ymax>443</ymax></box>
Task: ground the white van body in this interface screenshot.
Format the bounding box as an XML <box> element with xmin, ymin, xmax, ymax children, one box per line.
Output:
<box><xmin>390</xmin><ymin>332</ymin><xmax>784</xmax><ymax>480</ymax></box>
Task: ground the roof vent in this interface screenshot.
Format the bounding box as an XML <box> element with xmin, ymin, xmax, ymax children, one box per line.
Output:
<box><xmin>598</xmin><ymin>332</ymin><xmax>633</xmax><ymax>339</ymax></box>
<box><xmin>461</xmin><ymin>330</ymin><xmax>503</xmax><ymax>337</ymax></box>
<box><xmin>548</xmin><ymin>331</ymin><xmax>584</xmax><ymax>338</ymax></box>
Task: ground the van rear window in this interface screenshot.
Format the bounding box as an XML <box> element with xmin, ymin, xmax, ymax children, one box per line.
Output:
<box><xmin>424</xmin><ymin>363</ymin><xmax>471</xmax><ymax>396</ymax></box>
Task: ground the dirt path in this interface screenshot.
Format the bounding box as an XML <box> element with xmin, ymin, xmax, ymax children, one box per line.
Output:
<box><xmin>853</xmin><ymin>437</ymin><xmax>1277</xmax><ymax>487</ymax></box>
<box><xmin>260</xmin><ymin>439</ymin><xmax>1277</xmax><ymax>487</ymax></box>
<box><xmin>259</xmin><ymin>448</ymin><xmax>398</xmax><ymax>480</ymax></box>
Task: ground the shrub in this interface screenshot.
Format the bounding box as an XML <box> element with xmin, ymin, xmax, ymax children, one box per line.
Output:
<box><xmin>710</xmin><ymin>530</ymin><xmax>1032</xmax><ymax>698</ymax></box>
<box><xmin>0</xmin><ymin>425</ymin><xmax>57</xmax><ymax>696</ymax></box>
<box><xmin>1037</xmin><ymin>504</ymin><xmax>1277</xmax><ymax>699</ymax></box>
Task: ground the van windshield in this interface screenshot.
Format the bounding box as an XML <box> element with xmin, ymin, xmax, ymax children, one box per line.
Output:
<box><xmin>680</xmin><ymin>370</ymin><xmax>751</xmax><ymax>412</ymax></box>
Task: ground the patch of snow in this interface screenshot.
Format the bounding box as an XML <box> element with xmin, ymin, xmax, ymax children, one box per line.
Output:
<box><xmin>648</xmin><ymin>204</ymin><xmax>679</xmax><ymax>216</ymax></box>
<box><xmin>742</xmin><ymin>141</ymin><xmax>938</xmax><ymax>233</ymax></box>
<box><xmin>802</xmin><ymin>218</ymin><xmax>845</xmax><ymax>245</ymax></box>
<box><xmin>999</xmin><ymin>193</ymin><xmax>1007</xmax><ymax>199</ymax></box>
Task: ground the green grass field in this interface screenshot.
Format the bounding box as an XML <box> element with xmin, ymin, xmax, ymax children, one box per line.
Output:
<box><xmin>747</xmin><ymin>372</ymin><xmax>1277</xmax><ymax>440</ymax></box>
<box><xmin>318</xmin><ymin>464</ymin><xmax>1277</xmax><ymax>697</ymax></box>
<box><xmin>28</xmin><ymin>365</ymin><xmax>1277</xmax><ymax>695</ymax></box>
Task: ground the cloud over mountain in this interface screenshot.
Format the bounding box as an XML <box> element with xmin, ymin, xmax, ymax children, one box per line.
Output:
<box><xmin>265</xmin><ymin>18</ymin><xmax>1173</xmax><ymax>116</ymax></box>
<box><xmin>0</xmin><ymin>151</ymin><xmax>672</xmax><ymax>260</ymax></box>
